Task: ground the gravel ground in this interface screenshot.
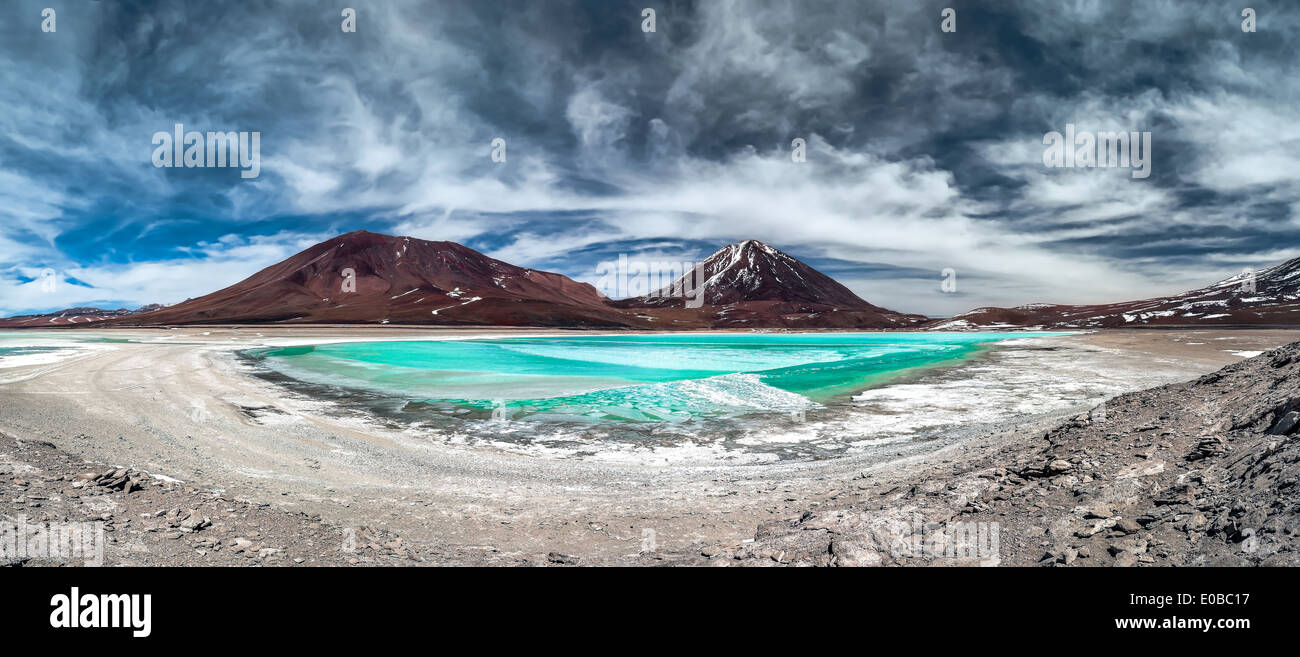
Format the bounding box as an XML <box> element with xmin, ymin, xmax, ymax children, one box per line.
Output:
<box><xmin>704</xmin><ymin>340</ymin><xmax>1300</xmax><ymax>566</ymax></box>
<box><xmin>1</xmin><ymin>327</ymin><xmax>1297</xmax><ymax>566</ymax></box>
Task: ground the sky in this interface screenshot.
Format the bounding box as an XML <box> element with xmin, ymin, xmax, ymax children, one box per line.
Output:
<box><xmin>2</xmin><ymin>0</ymin><xmax>1299</xmax><ymax>318</ymax></box>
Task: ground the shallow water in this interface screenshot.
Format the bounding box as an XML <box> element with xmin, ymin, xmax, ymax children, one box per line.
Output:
<box><xmin>247</xmin><ymin>333</ymin><xmax>1067</xmax><ymax>423</ymax></box>
<box><xmin>0</xmin><ymin>346</ymin><xmax>59</xmax><ymax>358</ymax></box>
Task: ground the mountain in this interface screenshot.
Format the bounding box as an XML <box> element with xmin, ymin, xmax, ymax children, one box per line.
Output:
<box><xmin>16</xmin><ymin>233</ymin><xmax>920</xmax><ymax>329</ymax></box>
<box><xmin>0</xmin><ymin>305</ymin><xmax>165</xmax><ymax>328</ymax></box>
<box><xmin>611</xmin><ymin>240</ymin><xmax>926</xmax><ymax>329</ymax></box>
<box><xmin>929</xmin><ymin>258</ymin><xmax>1300</xmax><ymax>330</ymax></box>
<box><xmin>104</xmin><ymin>231</ymin><xmax>640</xmax><ymax>328</ymax></box>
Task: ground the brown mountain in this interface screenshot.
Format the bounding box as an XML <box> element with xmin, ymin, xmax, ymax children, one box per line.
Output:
<box><xmin>21</xmin><ymin>233</ymin><xmax>920</xmax><ymax>329</ymax></box>
<box><xmin>611</xmin><ymin>240</ymin><xmax>926</xmax><ymax>329</ymax></box>
<box><xmin>928</xmin><ymin>258</ymin><xmax>1300</xmax><ymax>330</ymax></box>
<box><xmin>104</xmin><ymin>231</ymin><xmax>641</xmax><ymax>327</ymax></box>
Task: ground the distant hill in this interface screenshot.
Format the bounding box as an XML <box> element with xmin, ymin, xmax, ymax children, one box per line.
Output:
<box><xmin>928</xmin><ymin>258</ymin><xmax>1300</xmax><ymax>330</ymax></box>
<box><xmin>0</xmin><ymin>304</ymin><xmax>164</xmax><ymax>328</ymax></box>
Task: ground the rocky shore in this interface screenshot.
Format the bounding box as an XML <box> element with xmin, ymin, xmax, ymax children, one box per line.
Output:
<box><xmin>0</xmin><ymin>434</ymin><xmax>466</xmax><ymax>567</ymax></box>
<box><xmin>695</xmin><ymin>341</ymin><xmax>1300</xmax><ymax>566</ymax></box>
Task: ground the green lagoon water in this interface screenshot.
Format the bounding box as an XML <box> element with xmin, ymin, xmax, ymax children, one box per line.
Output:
<box><xmin>249</xmin><ymin>333</ymin><xmax>1067</xmax><ymax>423</ymax></box>
<box><xmin>0</xmin><ymin>345</ymin><xmax>61</xmax><ymax>359</ymax></box>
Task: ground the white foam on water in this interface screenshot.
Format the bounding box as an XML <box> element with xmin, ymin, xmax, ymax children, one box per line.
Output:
<box><xmin>493</xmin><ymin>341</ymin><xmax>849</xmax><ymax>373</ymax></box>
<box><xmin>638</xmin><ymin>372</ymin><xmax>816</xmax><ymax>414</ymax></box>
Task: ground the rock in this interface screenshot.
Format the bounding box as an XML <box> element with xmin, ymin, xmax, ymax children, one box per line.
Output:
<box><xmin>1114</xmin><ymin>552</ymin><xmax>1138</xmax><ymax>567</ymax></box>
<box><xmin>1189</xmin><ymin>436</ymin><xmax>1226</xmax><ymax>460</ymax></box>
<box><xmin>1135</xmin><ymin>510</ymin><xmax>1168</xmax><ymax>526</ymax></box>
<box><xmin>1048</xmin><ymin>459</ymin><xmax>1074</xmax><ymax>473</ymax></box>
<box><xmin>1076</xmin><ymin>519</ymin><xmax>1114</xmax><ymax>538</ymax></box>
<box><xmin>1114</xmin><ymin>518</ymin><xmax>1142</xmax><ymax>534</ymax></box>
<box><xmin>546</xmin><ymin>552</ymin><xmax>578</xmax><ymax>565</ymax></box>
<box><xmin>179</xmin><ymin>512</ymin><xmax>208</xmax><ymax>531</ymax></box>
<box><xmin>1268</xmin><ymin>411</ymin><xmax>1300</xmax><ymax>436</ymax></box>
<box><xmin>830</xmin><ymin>539</ymin><xmax>884</xmax><ymax>567</ymax></box>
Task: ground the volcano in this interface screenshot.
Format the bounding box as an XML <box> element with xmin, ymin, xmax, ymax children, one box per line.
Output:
<box><xmin>611</xmin><ymin>240</ymin><xmax>926</xmax><ymax>329</ymax></box>
<box><xmin>929</xmin><ymin>257</ymin><xmax>1300</xmax><ymax>330</ymax></box>
<box><xmin>105</xmin><ymin>231</ymin><xmax>640</xmax><ymax>327</ymax></box>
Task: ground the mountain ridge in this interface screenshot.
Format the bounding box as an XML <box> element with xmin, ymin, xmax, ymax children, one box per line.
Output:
<box><xmin>14</xmin><ymin>232</ymin><xmax>1300</xmax><ymax>330</ymax></box>
<box><xmin>927</xmin><ymin>257</ymin><xmax>1300</xmax><ymax>330</ymax></box>
<box><xmin>84</xmin><ymin>232</ymin><xmax>917</xmax><ymax>329</ymax></box>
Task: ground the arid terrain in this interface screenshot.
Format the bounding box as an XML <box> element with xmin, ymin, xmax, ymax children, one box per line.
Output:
<box><xmin>2</xmin><ymin>327</ymin><xmax>1298</xmax><ymax>566</ymax></box>
<box><xmin>705</xmin><ymin>334</ymin><xmax>1300</xmax><ymax>566</ymax></box>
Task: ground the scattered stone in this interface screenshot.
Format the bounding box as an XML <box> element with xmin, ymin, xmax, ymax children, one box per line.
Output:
<box><xmin>546</xmin><ymin>552</ymin><xmax>578</xmax><ymax>565</ymax></box>
<box><xmin>1048</xmin><ymin>459</ymin><xmax>1073</xmax><ymax>474</ymax></box>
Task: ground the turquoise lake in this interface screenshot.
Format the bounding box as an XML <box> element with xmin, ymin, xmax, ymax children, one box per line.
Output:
<box><xmin>0</xmin><ymin>346</ymin><xmax>58</xmax><ymax>357</ymax></box>
<box><xmin>248</xmin><ymin>332</ymin><xmax>1068</xmax><ymax>423</ymax></box>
